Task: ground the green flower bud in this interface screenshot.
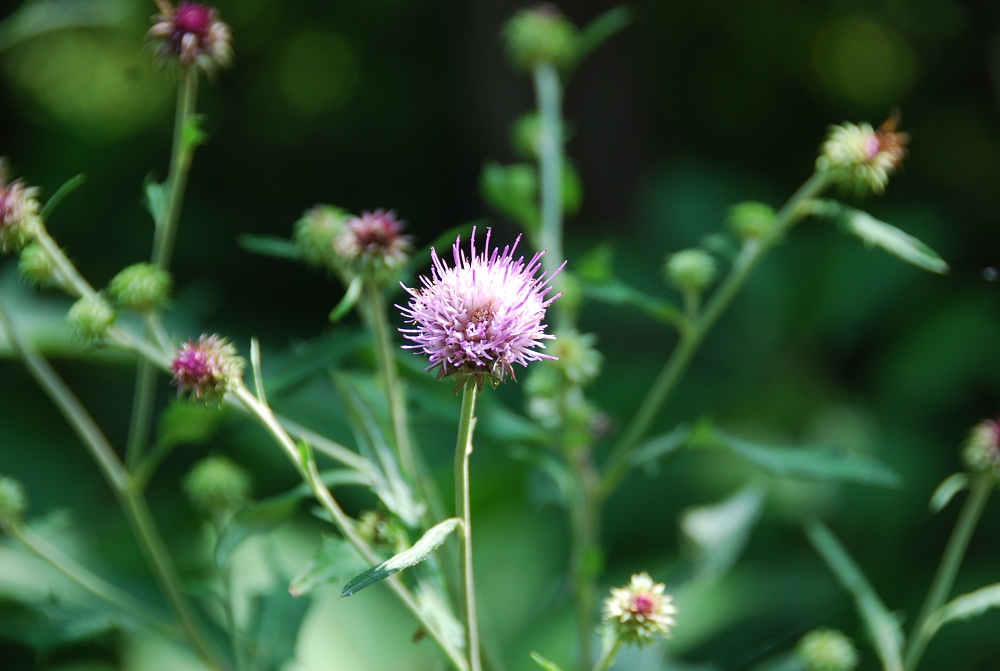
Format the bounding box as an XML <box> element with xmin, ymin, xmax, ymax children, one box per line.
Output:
<box><xmin>551</xmin><ymin>329</ymin><xmax>602</xmax><ymax>386</ymax></box>
<box><xmin>0</xmin><ymin>475</ymin><xmax>27</xmax><ymax>529</ymax></box>
<box><xmin>108</xmin><ymin>262</ymin><xmax>172</xmax><ymax>311</ymax></box>
<box><xmin>796</xmin><ymin>628</ymin><xmax>859</xmax><ymax>671</ymax></box>
<box><xmin>728</xmin><ymin>201</ymin><xmax>777</xmax><ymax>240</ymax></box>
<box><xmin>962</xmin><ymin>419</ymin><xmax>1000</xmax><ymax>479</ymax></box>
<box><xmin>183</xmin><ymin>456</ymin><xmax>251</xmax><ymax>517</ymax></box>
<box><xmin>664</xmin><ymin>249</ymin><xmax>716</xmax><ymax>293</ymax></box>
<box><xmin>293</xmin><ymin>205</ymin><xmax>352</xmax><ymax>270</ymax></box>
<box><xmin>18</xmin><ymin>242</ymin><xmax>56</xmax><ymax>286</ymax></box>
<box><xmin>67</xmin><ymin>294</ymin><xmax>116</xmax><ymax>341</ymax></box>
<box><xmin>502</xmin><ymin>5</ymin><xmax>578</xmax><ymax>71</ymax></box>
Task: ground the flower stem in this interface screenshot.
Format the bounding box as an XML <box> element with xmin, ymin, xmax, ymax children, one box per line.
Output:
<box><xmin>455</xmin><ymin>380</ymin><xmax>483</xmax><ymax>671</ymax></box>
<box><xmin>903</xmin><ymin>474</ymin><xmax>993</xmax><ymax>671</ymax></box>
<box><xmin>532</xmin><ymin>62</ymin><xmax>565</xmax><ymax>292</ymax></box>
<box><xmin>601</xmin><ymin>171</ymin><xmax>831</xmax><ymax>495</ymax></box>
<box><xmin>568</xmin><ymin>443</ymin><xmax>601</xmax><ymax>669</ymax></box>
<box><xmin>592</xmin><ymin>638</ymin><xmax>622</xmax><ymax>671</ymax></box>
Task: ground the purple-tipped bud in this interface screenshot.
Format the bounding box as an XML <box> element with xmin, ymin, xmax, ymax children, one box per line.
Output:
<box><xmin>603</xmin><ymin>572</ymin><xmax>678</xmax><ymax>647</ymax></box>
<box><xmin>398</xmin><ymin>227</ymin><xmax>563</xmax><ymax>388</ymax></box>
<box><xmin>171</xmin><ymin>334</ymin><xmax>244</xmax><ymax>402</ymax></box>
<box><xmin>334</xmin><ymin>209</ymin><xmax>413</xmax><ymax>284</ymax></box>
<box><xmin>0</xmin><ymin>161</ymin><xmax>41</xmax><ymax>255</ymax></box>
<box><xmin>148</xmin><ymin>2</ymin><xmax>232</xmax><ymax>75</ymax></box>
<box><xmin>963</xmin><ymin>418</ymin><xmax>1000</xmax><ymax>478</ymax></box>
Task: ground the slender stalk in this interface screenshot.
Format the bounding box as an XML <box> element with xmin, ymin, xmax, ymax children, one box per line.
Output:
<box><xmin>32</xmin><ymin>225</ymin><xmax>97</xmax><ymax>300</ymax></box>
<box><xmin>568</xmin><ymin>443</ymin><xmax>600</xmax><ymax>669</ymax></box>
<box><xmin>455</xmin><ymin>381</ymin><xmax>483</xmax><ymax>671</ymax></box>
<box><xmin>592</xmin><ymin>638</ymin><xmax>622</xmax><ymax>671</ymax></box>
<box><xmin>601</xmin><ymin>171</ymin><xmax>831</xmax><ymax>495</ymax></box>
<box><xmin>903</xmin><ymin>475</ymin><xmax>993</xmax><ymax>671</ymax></box>
<box><xmin>532</xmin><ymin>62</ymin><xmax>565</xmax><ymax>289</ymax></box>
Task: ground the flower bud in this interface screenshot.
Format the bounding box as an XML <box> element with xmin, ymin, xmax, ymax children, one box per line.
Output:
<box><xmin>147</xmin><ymin>2</ymin><xmax>232</xmax><ymax>75</ymax></box>
<box><xmin>816</xmin><ymin>115</ymin><xmax>908</xmax><ymax>196</ymax></box>
<box><xmin>171</xmin><ymin>334</ymin><xmax>245</xmax><ymax>403</ymax></box>
<box><xmin>183</xmin><ymin>456</ymin><xmax>251</xmax><ymax>517</ymax></box>
<box><xmin>333</xmin><ymin>209</ymin><xmax>412</xmax><ymax>285</ymax></box>
<box><xmin>108</xmin><ymin>262</ymin><xmax>172</xmax><ymax>311</ymax></box>
<box><xmin>962</xmin><ymin>418</ymin><xmax>1000</xmax><ymax>478</ymax></box>
<box><xmin>603</xmin><ymin>572</ymin><xmax>678</xmax><ymax>646</ymax></box>
<box><xmin>0</xmin><ymin>161</ymin><xmax>42</xmax><ymax>255</ymax></box>
<box><xmin>18</xmin><ymin>242</ymin><xmax>56</xmax><ymax>286</ymax></box>
<box><xmin>502</xmin><ymin>5</ymin><xmax>578</xmax><ymax>71</ymax></box>
<box><xmin>67</xmin><ymin>294</ymin><xmax>116</xmax><ymax>341</ymax></box>
<box><xmin>550</xmin><ymin>329</ymin><xmax>602</xmax><ymax>386</ymax></box>
<box><xmin>0</xmin><ymin>475</ymin><xmax>27</xmax><ymax>529</ymax></box>
<box><xmin>512</xmin><ymin>113</ymin><xmax>544</xmax><ymax>160</ymax></box>
<box><xmin>293</xmin><ymin>205</ymin><xmax>351</xmax><ymax>271</ymax></box>
<box><xmin>796</xmin><ymin>628</ymin><xmax>860</xmax><ymax>671</ymax></box>
<box><xmin>664</xmin><ymin>249</ymin><xmax>716</xmax><ymax>294</ymax></box>
<box><xmin>728</xmin><ymin>201</ymin><xmax>777</xmax><ymax>240</ymax></box>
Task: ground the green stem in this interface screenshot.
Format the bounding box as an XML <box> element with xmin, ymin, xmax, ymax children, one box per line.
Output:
<box><xmin>591</xmin><ymin>638</ymin><xmax>622</xmax><ymax>671</ymax></box>
<box><xmin>600</xmin><ymin>171</ymin><xmax>831</xmax><ymax>495</ymax></box>
<box><xmin>152</xmin><ymin>70</ymin><xmax>198</xmax><ymax>270</ymax></box>
<box><xmin>455</xmin><ymin>381</ymin><xmax>483</xmax><ymax>671</ymax></box>
<box><xmin>32</xmin><ymin>225</ymin><xmax>97</xmax><ymax>300</ymax></box>
<box><xmin>568</xmin><ymin>443</ymin><xmax>600</xmax><ymax>670</ymax></box>
<box><xmin>532</xmin><ymin>62</ymin><xmax>565</xmax><ymax>292</ymax></box>
<box><xmin>903</xmin><ymin>474</ymin><xmax>994</xmax><ymax>671</ymax></box>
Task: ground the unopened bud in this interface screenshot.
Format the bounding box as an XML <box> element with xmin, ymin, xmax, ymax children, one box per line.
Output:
<box><xmin>502</xmin><ymin>5</ymin><xmax>578</xmax><ymax>71</ymax></box>
<box><xmin>67</xmin><ymin>295</ymin><xmax>116</xmax><ymax>341</ymax></box>
<box><xmin>108</xmin><ymin>263</ymin><xmax>172</xmax><ymax>311</ymax></box>
<box><xmin>664</xmin><ymin>249</ymin><xmax>716</xmax><ymax>294</ymax></box>
<box><xmin>796</xmin><ymin>628</ymin><xmax>860</xmax><ymax>671</ymax></box>
<box><xmin>293</xmin><ymin>205</ymin><xmax>351</xmax><ymax>271</ymax></box>
<box><xmin>729</xmin><ymin>201</ymin><xmax>777</xmax><ymax>240</ymax></box>
<box><xmin>963</xmin><ymin>418</ymin><xmax>1000</xmax><ymax>478</ymax></box>
<box><xmin>183</xmin><ymin>455</ymin><xmax>251</xmax><ymax>516</ymax></box>
<box><xmin>18</xmin><ymin>242</ymin><xmax>56</xmax><ymax>286</ymax></box>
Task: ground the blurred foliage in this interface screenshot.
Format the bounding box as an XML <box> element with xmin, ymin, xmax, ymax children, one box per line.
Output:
<box><xmin>1</xmin><ymin>0</ymin><xmax>999</xmax><ymax>670</ymax></box>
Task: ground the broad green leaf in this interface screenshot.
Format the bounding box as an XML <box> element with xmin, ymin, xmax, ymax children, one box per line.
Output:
<box><xmin>40</xmin><ymin>174</ymin><xmax>86</xmax><ymax>219</ymax></box>
<box><xmin>681</xmin><ymin>484</ymin><xmax>765</xmax><ymax>576</ymax></box>
<box><xmin>480</xmin><ymin>161</ymin><xmax>540</xmax><ymax>231</ymax></box>
<box><xmin>811</xmin><ymin>200</ymin><xmax>948</xmax><ymax>274</ymax></box>
<box><xmin>932</xmin><ymin>583</ymin><xmax>1000</xmax><ymax>633</ymax></box>
<box><xmin>628</xmin><ymin>423</ymin><xmax>693</xmax><ymax>471</ymax></box>
<box><xmin>529</xmin><ymin>651</ymin><xmax>567</xmax><ymax>671</ymax></box>
<box><xmin>143</xmin><ymin>175</ymin><xmax>167</xmax><ymax>227</ymax></box>
<box><xmin>289</xmin><ymin>535</ymin><xmax>368</xmax><ymax>597</ymax></box>
<box><xmin>568</xmin><ymin>6</ymin><xmax>632</xmax><ymax>75</ymax></box>
<box><xmin>341</xmin><ymin>518</ymin><xmax>461</xmax><ymax>597</ymax></box>
<box><xmin>245</xmin><ymin>588</ymin><xmax>311</xmax><ymax>671</ymax></box>
<box><xmin>929</xmin><ymin>473</ymin><xmax>969</xmax><ymax>513</ymax></box>
<box><xmin>806</xmin><ymin>521</ymin><xmax>903</xmax><ymax>671</ymax></box>
<box><xmin>709</xmin><ymin>428</ymin><xmax>902</xmax><ymax>488</ymax></box>
<box><xmin>238</xmin><ymin>234</ymin><xmax>301</xmax><ymax>261</ymax></box>
<box><xmin>215</xmin><ymin>490</ymin><xmax>301</xmax><ymax>568</ymax></box>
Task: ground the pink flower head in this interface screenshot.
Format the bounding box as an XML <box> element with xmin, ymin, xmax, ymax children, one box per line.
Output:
<box><xmin>0</xmin><ymin>160</ymin><xmax>40</xmax><ymax>254</ymax></box>
<box><xmin>398</xmin><ymin>228</ymin><xmax>563</xmax><ymax>387</ymax></box>
<box><xmin>171</xmin><ymin>334</ymin><xmax>244</xmax><ymax>402</ymax></box>
<box><xmin>603</xmin><ymin>572</ymin><xmax>678</xmax><ymax>646</ymax></box>
<box><xmin>334</xmin><ymin>209</ymin><xmax>413</xmax><ymax>282</ymax></box>
<box><xmin>148</xmin><ymin>2</ymin><xmax>232</xmax><ymax>74</ymax></box>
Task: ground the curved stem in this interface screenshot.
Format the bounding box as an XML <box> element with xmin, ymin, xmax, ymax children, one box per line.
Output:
<box><xmin>455</xmin><ymin>381</ymin><xmax>483</xmax><ymax>671</ymax></box>
<box><xmin>903</xmin><ymin>475</ymin><xmax>993</xmax><ymax>671</ymax></box>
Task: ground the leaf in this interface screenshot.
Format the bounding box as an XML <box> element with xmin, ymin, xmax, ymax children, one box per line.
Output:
<box><xmin>568</xmin><ymin>6</ymin><xmax>633</xmax><ymax>75</ymax></box>
<box><xmin>245</xmin><ymin>588</ymin><xmax>311</xmax><ymax>671</ymax></box>
<box><xmin>628</xmin><ymin>423</ymin><xmax>693</xmax><ymax>472</ymax></box>
<box><xmin>806</xmin><ymin>521</ymin><xmax>903</xmax><ymax>671</ymax></box>
<box><xmin>156</xmin><ymin>401</ymin><xmax>227</xmax><ymax>449</ymax></box>
<box><xmin>681</xmin><ymin>484</ymin><xmax>765</xmax><ymax>576</ymax></box>
<box><xmin>480</xmin><ymin>161</ymin><xmax>540</xmax><ymax>231</ymax></box>
<box><xmin>811</xmin><ymin>200</ymin><xmax>948</xmax><ymax>274</ymax></box>
<box><xmin>932</xmin><ymin>583</ymin><xmax>1000</xmax><ymax>634</ymax></box>
<box><xmin>529</xmin><ymin>651</ymin><xmax>567</xmax><ymax>671</ymax></box>
<box><xmin>579</xmin><ymin>277</ymin><xmax>685</xmax><ymax>326</ymax></box>
<box><xmin>143</xmin><ymin>175</ymin><xmax>167</xmax><ymax>227</ymax></box>
<box><xmin>709</xmin><ymin>428</ymin><xmax>902</xmax><ymax>488</ymax></box>
<box><xmin>40</xmin><ymin>173</ymin><xmax>86</xmax><ymax>219</ymax></box>
<box><xmin>329</xmin><ymin>275</ymin><xmax>363</xmax><ymax>323</ymax></box>
<box><xmin>215</xmin><ymin>490</ymin><xmax>302</xmax><ymax>568</ymax></box>
<box><xmin>929</xmin><ymin>473</ymin><xmax>969</xmax><ymax>513</ymax></box>
<box><xmin>341</xmin><ymin>518</ymin><xmax>461</xmax><ymax>597</ymax></box>
<box><xmin>289</xmin><ymin>536</ymin><xmax>368</xmax><ymax>598</ymax></box>
<box><xmin>183</xmin><ymin>113</ymin><xmax>208</xmax><ymax>152</ymax></box>
<box><xmin>238</xmin><ymin>234</ymin><xmax>302</xmax><ymax>261</ymax></box>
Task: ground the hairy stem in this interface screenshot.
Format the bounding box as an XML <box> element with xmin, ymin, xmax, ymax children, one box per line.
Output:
<box><xmin>455</xmin><ymin>381</ymin><xmax>483</xmax><ymax>671</ymax></box>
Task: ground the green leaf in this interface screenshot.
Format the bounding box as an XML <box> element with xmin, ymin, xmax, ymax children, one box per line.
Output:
<box><xmin>562</xmin><ymin>162</ymin><xmax>583</xmax><ymax>216</ymax></box>
<box><xmin>183</xmin><ymin>113</ymin><xmax>208</xmax><ymax>152</ymax></box>
<box><xmin>341</xmin><ymin>517</ymin><xmax>461</xmax><ymax>597</ymax></box>
<box><xmin>215</xmin><ymin>490</ymin><xmax>302</xmax><ymax>568</ymax></box>
<box><xmin>143</xmin><ymin>175</ymin><xmax>167</xmax><ymax>227</ymax></box>
<box><xmin>932</xmin><ymin>582</ymin><xmax>1000</xmax><ymax>633</ymax></box>
<box><xmin>480</xmin><ymin>161</ymin><xmax>540</xmax><ymax>231</ymax></box>
<box><xmin>579</xmin><ymin>277</ymin><xmax>685</xmax><ymax>327</ymax></box>
<box><xmin>289</xmin><ymin>535</ymin><xmax>368</xmax><ymax>598</ymax></box>
<box><xmin>811</xmin><ymin>200</ymin><xmax>948</xmax><ymax>274</ymax></box>
<box><xmin>156</xmin><ymin>401</ymin><xmax>227</xmax><ymax>449</ymax></box>
<box><xmin>929</xmin><ymin>473</ymin><xmax>969</xmax><ymax>513</ymax></box>
<box><xmin>806</xmin><ymin>521</ymin><xmax>903</xmax><ymax>671</ymax></box>
<box><xmin>681</xmin><ymin>484</ymin><xmax>765</xmax><ymax>577</ymax></box>
<box><xmin>329</xmin><ymin>275</ymin><xmax>363</xmax><ymax>323</ymax></box>
<box><xmin>238</xmin><ymin>234</ymin><xmax>302</xmax><ymax>261</ymax></box>
<box><xmin>529</xmin><ymin>651</ymin><xmax>567</xmax><ymax>671</ymax></box>
<box><xmin>568</xmin><ymin>6</ymin><xmax>632</xmax><ymax>74</ymax></box>
<box><xmin>245</xmin><ymin>588</ymin><xmax>311</xmax><ymax>671</ymax></box>
<box><xmin>709</xmin><ymin>428</ymin><xmax>902</xmax><ymax>488</ymax></box>
<box><xmin>628</xmin><ymin>423</ymin><xmax>693</xmax><ymax>472</ymax></box>
<box><xmin>40</xmin><ymin>174</ymin><xmax>86</xmax><ymax>219</ymax></box>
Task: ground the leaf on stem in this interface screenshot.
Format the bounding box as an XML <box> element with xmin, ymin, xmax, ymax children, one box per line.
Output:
<box><xmin>329</xmin><ymin>275</ymin><xmax>363</xmax><ymax>323</ymax></box>
<box><xmin>707</xmin><ymin>427</ymin><xmax>902</xmax><ymax>488</ymax></box>
<box><xmin>627</xmin><ymin>423</ymin><xmax>693</xmax><ymax>473</ymax></box>
<box><xmin>238</xmin><ymin>234</ymin><xmax>302</xmax><ymax>261</ymax></box>
<box><xmin>681</xmin><ymin>484</ymin><xmax>765</xmax><ymax>577</ymax></box>
<box><xmin>805</xmin><ymin>520</ymin><xmax>904</xmax><ymax>671</ymax></box>
<box><xmin>341</xmin><ymin>517</ymin><xmax>461</xmax><ymax>597</ymax></box>
<box><xmin>480</xmin><ymin>161</ymin><xmax>541</xmax><ymax>232</ymax></box>
<box><xmin>567</xmin><ymin>6</ymin><xmax>633</xmax><ymax>75</ymax></box>
<box><xmin>245</xmin><ymin>587</ymin><xmax>311</xmax><ymax>671</ymax></box>
<box><xmin>143</xmin><ymin>175</ymin><xmax>167</xmax><ymax>228</ymax></box>
<box><xmin>40</xmin><ymin>174</ymin><xmax>86</xmax><ymax>219</ymax></box>
<box><xmin>289</xmin><ymin>535</ymin><xmax>368</xmax><ymax>597</ymax></box>
<box><xmin>529</xmin><ymin>651</ymin><xmax>566</xmax><ymax>671</ymax></box>
<box><xmin>182</xmin><ymin>113</ymin><xmax>208</xmax><ymax>153</ymax></box>
<box><xmin>929</xmin><ymin>473</ymin><xmax>970</xmax><ymax>513</ymax></box>
<box><xmin>932</xmin><ymin>582</ymin><xmax>1000</xmax><ymax>633</ymax></box>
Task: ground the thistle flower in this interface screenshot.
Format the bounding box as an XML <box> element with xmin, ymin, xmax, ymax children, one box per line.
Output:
<box><xmin>796</xmin><ymin>628</ymin><xmax>860</xmax><ymax>671</ymax></box>
<box><xmin>603</xmin><ymin>572</ymin><xmax>678</xmax><ymax>646</ymax></box>
<box><xmin>0</xmin><ymin>161</ymin><xmax>42</xmax><ymax>255</ymax></box>
<box><xmin>816</xmin><ymin>114</ymin><xmax>909</xmax><ymax>196</ymax></box>
<box><xmin>171</xmin><ymin>334</ymin><xmax>244</xmax><ymax>402</ymax></box>
<box><xmin>334</xmin><ymin>209</ymin><xmax>413</xmax><ymax>284</ymax></box>
<box><xmin>963</xmin><ymin>418</ymin><xmax>1000</xmax><ymax>478</ymax></box>
<box><xmin>147</xmin><ymin>1</ymin><xmax>232</xmax><ymax>74</ymax></box>
<box><xmin>398</xmin><ymin>228</ymin><xmax>562</xmax><ymax>388</ymax></box>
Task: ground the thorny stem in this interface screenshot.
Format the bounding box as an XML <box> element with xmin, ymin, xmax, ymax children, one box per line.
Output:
<box><xmin>601</xmin><ymin>171</ymin><xmax>832</xmax><ymax>495</ymax></box>
<box><xmin>455</xmin><ymin>380</ymin><xmax>483</xmax><ymax>671</ymax></box>
<box><xmin>903</xmin><ymin>474</ymin><xmax>994</xmax><ymax>671</ymax></box>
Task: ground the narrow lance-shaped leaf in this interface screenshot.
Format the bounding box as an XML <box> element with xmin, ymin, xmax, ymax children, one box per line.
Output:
<box><xmin>806</xmin><ymin>520</ymin><xmax>904</xmax><ymax>671</ymax></box>
<box><xmin>931</xmin><ymin>582</ymin><xmax>1000</xmax><ymax>635</ymax></box>
<box><xmin>238</xmin><ymin>234</ymin><xmax>301</xmax><ymax>261</ymax></box>
<box><xmin>929</xmin><ymin>473</ymin><xmax>969</xmax><ymax>513</ymax></box>
<box><xmin>341</xmin><ymin>517</ymin><xmax>461</xmax><ymax>597</ymax></box>
<box><xmin>529</xmin><ymin>651</ymin><xmax>567</xmax><ymax>671</ymax></box>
